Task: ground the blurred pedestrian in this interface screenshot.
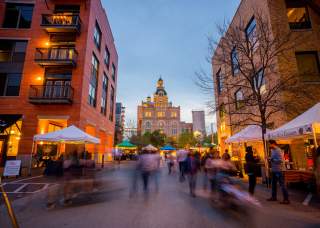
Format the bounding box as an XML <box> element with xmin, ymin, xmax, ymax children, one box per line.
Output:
<box><xmin>138</xmin><ymin>150</ymin><xmax>156</xmax><ymax>193</ymax></box>
<box><xmin>44</xmin><ymin>155</ymin><xmax>64</xmax><ymax>209</ymax></box>
<box><xmin>315</xmin><ymin>146</ymin><xmax>320</xmax><ymax>194</ymax></box>
<box><xmin>177</xmin><ymin>148</ymin><xmax>188</xmax><ymax>182</ymax></box>
<box><xmin>222</xmin><ymin>149</ymin><xmax>231</xmax><ymax>161</ymax></box>
<box><xmin>267</xmin><ymin>140</ymin><xmax>289</xmax><ymax>204</ymax></box>
<box><xmin>245</xmin><ymin>146</ymin><xmax>259</xmax><ymax>195</ymax></box>
<box><xmin>167</xmin><ymin>153</ymin><xmax>175</xmax><ymax>175</ymax></box>
<box><xmin>185</xmin><ymin>151</ymin><xmax>200</xmax><ymax>197</ymax></box>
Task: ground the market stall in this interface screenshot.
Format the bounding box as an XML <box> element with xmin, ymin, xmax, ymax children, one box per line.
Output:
<box><xmin>266</xmin><ymin>102</ymin><xmax>320</xmax><ymax>185</ymax></box>
<box><xmin>116</xmin><ymin>140</ymin><xmax>137</xmax><ymax>160</ymax></box>
<box><xmin>31</xmin><ymin>125</ymin><xmax>100</xmax><ymax>174</ymax></box>
<box><xmin>160</xmin><ymin>145</ymin><xmax>176</xmax><ymax>157</ymax></box>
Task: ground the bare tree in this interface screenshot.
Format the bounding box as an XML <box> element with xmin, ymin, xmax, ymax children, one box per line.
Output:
<box><xmin>196</xmin><ymin>10</ymin><xmax>317</xmax><ymax>161</ymax></box>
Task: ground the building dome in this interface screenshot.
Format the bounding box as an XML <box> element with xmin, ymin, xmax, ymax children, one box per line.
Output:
<box><xmin>155</xmin><ymin>77</ymin><xmax>167</xmax><ymax>96</ymax></box>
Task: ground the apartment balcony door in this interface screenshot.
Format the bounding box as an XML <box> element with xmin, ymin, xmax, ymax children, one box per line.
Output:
<box><xmin>44</xmin><ymin>80</ymin><xmax>71</xmax><ymax>98</ymax></box>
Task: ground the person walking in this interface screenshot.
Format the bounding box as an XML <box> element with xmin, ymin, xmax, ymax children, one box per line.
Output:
<box><xmin>222</xmin><ymin>149</ymin><xmax>231</xmax><ymax>161</ymax></box>
<box><xmin>267</xmin><ymin>140</ymin><xmax>289</xmax><ymax>204</ymax></box>
<box><xmin>245</xmin><ymin>146</ymin><xmax>259</xmax><ymax>195</ymax></box>
<box><xmin>167</xmin><ymin>153</ymin><xmax>175</xmax><ymax>175</ymax></box>
<box><xmin>185</xmin><ymin>151</ymin><xmax>200</xmax><ymax>197</ymax></box>
<box><xmin>177</xmin><ymin>148</ymin><xmax>188</xmax><ymax>182</ymax></box>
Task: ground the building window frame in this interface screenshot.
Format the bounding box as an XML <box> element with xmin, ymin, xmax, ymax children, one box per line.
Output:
<box><xmin>3</xmin><ymin>3</ymin><xmax>34</xmax><ymax>29</ymax></box>
<box><xmin>88</xmin><ymin>53</ymin><xmax>99</xmax><ymax>107</ymax></box>
<box><xmin>295</xmin><ymin>51</ymin><xmax>320</xmax><ymax>82</ymax></box>
<box><xmin>245</xmin><ymin>16</ymin><xmax>257</xmax><ymax>49</ymax></box>
<box><xmin>104</xmin><ymin>46</ymin><xmax>110</xmax><ymax>68</ymax></box>
<box><xmin>231</xmin><ymin>47</ymin><xmax>239</xmax><ymax>76</ymax></box>
<box><xmin>100</xmin><ymin>73</ymin><xmax>109</xmax><ymax>115</ymax></box>
<box><xmin>109</xmin><ymin>86</ymin><xmax>115</xmax><ymax>121</ymax></box>
<box><xmin>0</xmin><ymin>73</ymin><xmax>22</xmax><ymax>96</ymax></box>
<box><xmin>235</xmin><ymin>88</ymin><xmax>244</xmax><ymax>110</ymax></box>
<box><xmin>286</xmin><ymin>0</ymin><xmax>312</xmax><ymax>30</ymax></box>
<box><xmin>254</xmin><ymin>68</ymin><xmax>266</xmax><ymax>94</ymax></box>
<box><xmin>93</xmin><ymin>21</ymin><xmax>102</xmax><ymax>50</ymax></box>
<box><xmin>216</xmin><ymin>68</ymin><xmax>223</xmax><ymax>94</ymax></box>
<box><xmin>112</xmin><ymin>63</ymin><xmax>116</xmax><ymax>81</ymax></box>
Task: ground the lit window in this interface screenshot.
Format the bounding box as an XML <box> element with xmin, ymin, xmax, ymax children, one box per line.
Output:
<box><xmin>286</xmin><ymin>1</ymin><xmax>311</xmax><ymax>30</ymax></box>
<box><xmin>296</xmin><ymin>52</ymin><xmax>320</xmax><ymax>82</ymax></box>
<box><xmin>219</xmin><ymin>104</ymin><xmax>225</xmax><ymax>119</ymax></box>
<box><xmin>231</xmin><ymin>47</ymin><xmax>239</xmax><ymax>75</ymax></box>
<box><xmin>157</xmin><ymin>112</ymin><xmax>165</xmax><ymax>118</ymax></box>
<box><xmin>93</xmin><ymin>22</ymin><xmax>102</xmax><ymax>49</ymax></box>
<box><xmin>171</xmin><ymin>112</ymin><xmax>177</xmax><ymax>118</ymax></box>
<box><xmin>254</xmin><ymin>69</ymin><xmax>266</xmax><ymax>94</ymax></box>
<box><xmin>235</xmin><ymin>89</ymin><xmax>244</xmax><ymax>109</ymax></box>
<box><xmin>145</xmin><ymin>111</ymin><xmax>152</xmax><ymax>117</ymax></box>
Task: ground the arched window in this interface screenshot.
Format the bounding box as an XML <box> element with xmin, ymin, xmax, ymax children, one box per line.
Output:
<box><xmin>145</xmin><ymin>121</ymin><xmax>151</xmax><ymax>131</ymax></box>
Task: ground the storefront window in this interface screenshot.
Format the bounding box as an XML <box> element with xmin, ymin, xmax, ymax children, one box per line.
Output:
<box><xmin>0</xmin><ymin>119</ymin><xmax>22</xmax><ymax>159</ymax></box>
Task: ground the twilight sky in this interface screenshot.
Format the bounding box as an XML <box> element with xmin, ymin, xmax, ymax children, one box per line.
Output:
<box><xmin>102</xmin><ymin>0</ymin><xmax>240</xmax><ymax>130</ymax></box>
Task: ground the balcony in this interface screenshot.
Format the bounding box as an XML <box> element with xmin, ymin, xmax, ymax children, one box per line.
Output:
<box><xmin>29</xmin><ymin>85</ymin><xmax>74</xmax><ymax>104</ymax></box>
<box><xmin>35</xmin><ymin>48</ymin><xmax>78</xmax><ymax>67</ymax></box>
<box><xmin>41</xmin><ymin>14</ymin><xmax>81</xmax><ymax>34</ymax></box>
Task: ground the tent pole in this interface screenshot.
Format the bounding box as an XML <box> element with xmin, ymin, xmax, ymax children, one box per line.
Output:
<box><xmin>312</xmin><ymin>124</ymin><xmax>318</xmax><ymax>148</ymax></box>
<box><xmin>28</xmin><ymin>141</ymin><xmax>35</xmax><ymax>176</ymax></box>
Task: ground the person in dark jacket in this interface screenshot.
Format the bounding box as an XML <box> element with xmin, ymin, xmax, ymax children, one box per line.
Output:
<box><xmin>185</xmin><ymin>151</ymin><xmax>201</xmax><ymax>197</ymax></box>
<box><xmin>245</xmin><ymin>146</ymin><xmax>259</xmax><ymax>195</ymax></box>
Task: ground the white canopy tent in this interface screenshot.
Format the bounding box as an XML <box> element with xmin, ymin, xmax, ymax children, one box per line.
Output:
<box><xmin>266</xmin><ymin>103</ymin><xmax>320</xmax><ymax>146</ymax></box>
<box><xmin>142</xmin><ymin>144</ymin><xmax>158</xmax><ymax>151</ymax></box>
<box><xmin>33</xmin><ymin>125</ymin><xmax>100</xmax><ymax>144</ymax></box>
<box><xmin>225</xmin><ymin>125</ymin><xmax>269</xmax><ymax>143</ymax></box>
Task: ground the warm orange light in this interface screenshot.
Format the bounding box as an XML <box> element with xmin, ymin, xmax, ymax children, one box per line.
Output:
<box><xmin>45</xmin><ymin>42</ymin><xmax>50</xmax><ymax>46</ymax></box>
<box><xmin>40</xmin><ymin>141</ymin><xmax>44</xmax><ymax>145</ymax></box>
<box><xmin>36</xmin><ymin>76</ymin><xmax>42</xmax><ymax>81</ymax></box>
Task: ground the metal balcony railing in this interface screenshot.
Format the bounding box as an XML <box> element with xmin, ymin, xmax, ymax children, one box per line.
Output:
<box><xmin>29</xmin><ymin>85</ymin><xmax>74</xmax><ymax>104</ymax></box>
<box><xmin>41</xmin><ymin>14</ymin><xmax>81</xmax><ymax>33</ymax></box>
<box><xmin>35</xmin><ymin>48</ymin><xmax>78</xmax><ymax>66</ymax></box>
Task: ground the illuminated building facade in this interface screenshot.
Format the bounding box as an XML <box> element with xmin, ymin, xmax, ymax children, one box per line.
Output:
<box><xmin>0</xmin><ymin>0</ymin><xmax>118</xmax><ymax>166</ymax></box>
<box><xmin>137</xmin><ymin>78</ymin><xmax>191</xmax><ymax>138</ymax></box>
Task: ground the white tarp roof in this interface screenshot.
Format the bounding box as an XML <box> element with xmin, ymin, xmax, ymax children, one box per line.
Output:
<box><xmin>226</xmin><ymin>125</ymin><xmax>268</xmax><ymax>143</ymax></box>
<box><xmin>142</xmin><ymin>144</ymin><xmax>158</xmax><ymax>151</ymax></box>
<box><xmin>266</xmin><ymin>103</ymin><xmax>320</xmax><ymax>140</ymax></box>
<box><xmin>33</xmin><ymin>125</ymin><xmax>100</xmax><ymax>144</ymax></box>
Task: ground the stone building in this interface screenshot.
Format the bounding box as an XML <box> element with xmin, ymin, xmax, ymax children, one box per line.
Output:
<box><xmin>137</xmin><ymin>78</ymin><xmax>191</xmax><ymax>138</ymax></box>
<box><xmin>213</xmin><ymin>0</ymin><xmax>320</xmax><ymax>169</ymax></box>
<box><xmin>0</xmin><ymin>0</ymin><xmax>118</xmax><ymax>166</ymax></box>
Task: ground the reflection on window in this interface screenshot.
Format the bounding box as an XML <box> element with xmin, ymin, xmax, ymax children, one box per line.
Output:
<box><xmin>88</xmin><ymin>54</ymin><xmax>99</xmax><ymax>107</ymax></box>
<box><xmin>245</xmin><ymin>17</ymin><xmax>257</xmax><ymax>49</ymax></box>
<box><xmin>0</xmin><ymin>73</ymin><xmax>22</xmax><ymax>96</ymax></box>
<box><xmin>286</xmin><ymin>0</ymin><xmax>311</xmax><ymax>30</ymax></box>
<box><xmin>296</xmin><ymin>52</ymin><xmax>320</xmax><ymax>82</ymax></box>
<box><xmin>93</xmin><ymin>22</ymin><xmax>101</xmax><ymax>49</ymax></box>
<box><xmin>254</xmin><ymin>69</ymin><xmax>266</xmax><ymax>94</ymax></box>
<box><xmin>216</xmin><ymin>69</ymin><xmax>224</xmax><ymax>94</ymax></box>
<box><xmin>231</xmin><ymin>47</ymin><xmax>239</xmax><ymax>75</ymax></box>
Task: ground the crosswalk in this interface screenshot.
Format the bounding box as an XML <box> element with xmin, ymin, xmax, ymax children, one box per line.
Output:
<box><xmin>2</xmin><ymin>182</ymin><xmax>54</xmax><ymax>194</ymax></box>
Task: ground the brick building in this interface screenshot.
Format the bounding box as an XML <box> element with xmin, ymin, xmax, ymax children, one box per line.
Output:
<box><xmin>137</xmin><ymin>78</ymin><xmax>192</xmax><ymax>138</ymax></box>
<box><xmin>213</xmin><ymin>0</ymin><xmax>320</xmax><ymax>168</ymax></box>
<box><xmin>0</xmin><ymin>0</ymin><xmax>118</xmax><ymax>166</ymax></box>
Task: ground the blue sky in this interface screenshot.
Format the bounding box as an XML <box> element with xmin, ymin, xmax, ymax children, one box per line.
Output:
<box><xmin>102</xmin><ymin>0</ymin><xmax>240</xmax><ymax>130</ymax></box>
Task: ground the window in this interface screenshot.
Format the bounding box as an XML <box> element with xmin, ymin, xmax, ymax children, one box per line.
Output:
<box><xmin>254</xmin><ymin>69</ymin><xmax>266</xmax><ymax>94</ymax></box>
<box><xmin>112</xmin><ymin>63</ymin><xmax>116</xmax><ymax>81</ymax></box>
<box><xmin>219</xmin><ymin>104</ymin><xmax>225</xmax><ymax>119</ymax></box>
<box><xmin>157</xmin><ymin>112</ymin><xmax>165</xmax><ymax>118</ymax></box>
<box><xmin>286</xmin><ymin>0</ymin><xmax>311</xmax><ymax>30</ymax></box>
<box><xmin>145</xmin><ymin>111</ymin><xmax>152</xmax><ymax>117</ymax></box>
<box><xmin>145</xmin><ymin>121</ymin><xmax>151</xmax><ymax>129</ymax></box>
<box><xmin>216</xmin><ymin>69</ymin><xmax>224</xmax><ymax>94</ymax></box>
<box><xmin>3</xmin><ymin>3</ymin><xmax>34</xmax><ymax>28</ymax></box>
<box><xmin>172</xmin><ymin>128</ymin><xmax>177</xmax><ymax>135</ymax></box>
<box><xmin>245</xmin><ymin>17</ymin><xmax>257</xmax><ymax>48</ymax></box>
<box><xmin>171</xmin><ymin>112</ymin><xmax>177</xmax><ymax>118</ymax></box>
<box><xmin>88</xmin><ymin>54</ymin><xmax>99</xmax><ymax>107</ymax></box>
<box><xmin>296</xmin><ymin>52</ymin><xmax>320</xmax><ymax>82</ymax></box>
<box><xmin>54</xmin><ymin>5</ymin><xmax>80</xmax><ymax>14</ymax></box>
<box><xmin>101</xmin><ymin>73</ymin><xmax>109</xmax><ymax>115</ymax></box>
<box><xmin>231</xmin><ymin>47</ymin><xmax>239</xmax><ymax>75</ymax></box>
<box><xmin>0</xmin><ymin>40</ymin><xmax>27</xmax><ymax>62</ymax></box>
<box><xmin>104</xmin><ymin>47</ymin><xmax>110</xmax><ymax>68</ymax></box>
<box><xmin>159</xmin><ymin>121</ymin><xmax>165</xmax><ymax>129</ymax></box>
<box><xmin>0</xmin><ymin>73</ymin><xmax>22</xmax><ymax>96</ymax></box>
<box><xmin>235</xmin><ymin>89</ymin><xmax>244</xmax><ymax>109</ymax></box>
<box><xmin>109</xmin><ymin>86</ymin><xmax>115</xmax><ymax>121</ymax></box>
<box><xmin>93</xmin><ymin>22</ymin><xmax>102</xmax><ymax>50</ymax></box>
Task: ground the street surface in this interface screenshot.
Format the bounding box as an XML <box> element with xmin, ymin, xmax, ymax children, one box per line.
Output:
<box><xmin>1</xmin><ymin>162</ymin><xmax>320</xmax><ymax>228</ymax></box>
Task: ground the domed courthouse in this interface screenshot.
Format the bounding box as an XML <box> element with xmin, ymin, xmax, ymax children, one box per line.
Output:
<box><xmin>137</xmin><ymin>78</ymin><xmax>192</xmax><ymax>137</ymax></box>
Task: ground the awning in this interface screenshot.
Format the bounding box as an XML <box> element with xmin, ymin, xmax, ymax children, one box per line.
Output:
<box><xmin>34</xmin><ymin>125</ymin><xmax>100</xmax><ymax>144</ymax></box>
<box><xmin>266</xmin><ymin>103</ymin><xmax>320</xmax><ymax>140</ymax></box>
<box><xmin>226</xmin><ymin>125</ymin><xmax>269</xmax><ymax>143</ymax></box>
<box><xmin>160</xmin><ymin>145</ymin><xmax>176</xmax><ymax>151</ymax></box>
<box><xmin>0</xmin><ymin>114</ymin><xmax>22</xmax><ymax>133</ymax></box>
<box><xmin>142</xmin><ymin>144</ymin><xmax>158</xmax><ymax>151</ymax></box>
<box><xmin>116</xmin><ymin>140</ymin><xmax>137</xmax><ymax>148</ymax></box>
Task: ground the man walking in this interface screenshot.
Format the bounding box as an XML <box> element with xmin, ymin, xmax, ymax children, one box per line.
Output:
<box><xmin>267</xmin><ymin>140</ymin><xmax>290</xmax><ymax>204</ymax></box>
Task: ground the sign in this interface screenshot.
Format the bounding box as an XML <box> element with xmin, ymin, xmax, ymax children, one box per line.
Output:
<box><xmin>3</xmin><ymin>160</ymin><xmax>21</xmax><ymax>177</ymax></box>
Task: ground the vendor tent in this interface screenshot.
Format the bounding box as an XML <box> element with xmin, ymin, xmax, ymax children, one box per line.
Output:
<box><xmin>116</xmin><ymin>140</ymin><xmax>137</xmax><ymax>149</ymax></box>
<box><xmin>33</xmin><ymin>125</ymin><xmax>100</xmax><ymax>144</ymax></box>
<box><xmin>142</xmin><ymin>144</ymin><xmax>158</xmax><ymax>151</ymax></box>
<box><xmin>160</xmin><ymin>145</ymin><xmax>176</xmax><ymax>151</ymax></box>
<box><xmin>266</xmin><ymin>102</ymin><xmax>320</xmax><ymax>140</ymax></box>
<box><xmin>226</xmin><ymin>125</ymin><xmax>269</xmax><ymax>143</ymax></box>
